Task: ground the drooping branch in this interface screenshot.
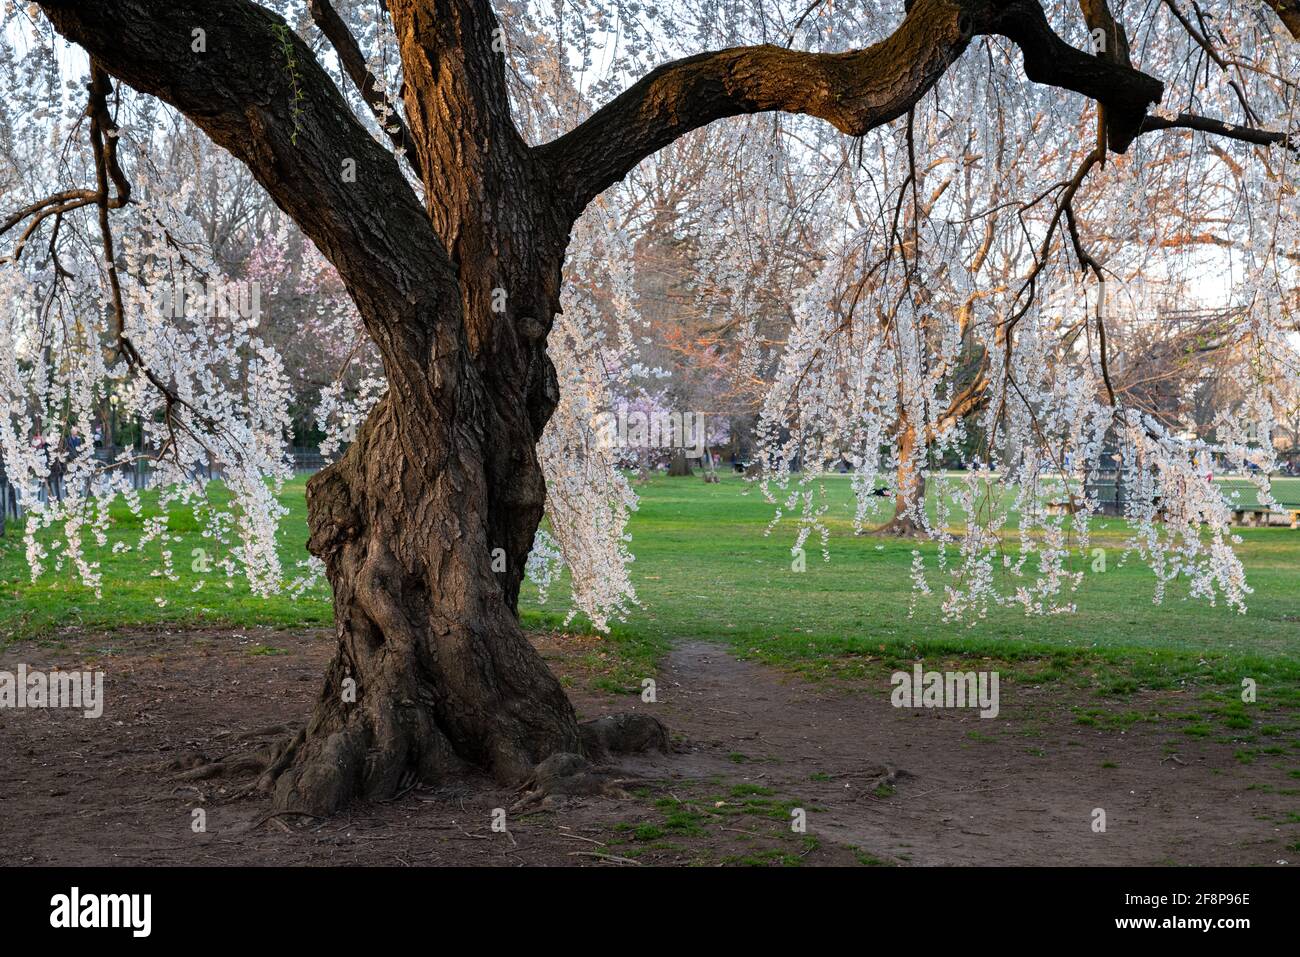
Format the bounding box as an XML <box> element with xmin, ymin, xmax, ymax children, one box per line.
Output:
<box><xmin>537</xmin><ymin>0</ymin><xmax>1166</xmax><ymax>220</ymax></box>
<box><xmin>1</xmin><ymin>67</ymin><xmax>130</xmax><ymax>264</ymax></box>
<box><xmin>308</xmin><ymin>0</ymin><xmax>424</xmax><ymax>182</ymax></box>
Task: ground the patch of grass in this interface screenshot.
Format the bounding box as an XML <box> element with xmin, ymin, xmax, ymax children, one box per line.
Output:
<box><xmin>0</xmin><ymin>478</ymin><xmax>333</xmax><ymax>644</ymax></box>
<box><xmin>852</xmin><ymin>848</ymin><xmax>896</xmax><ymax>866</ymax></box>
<box><xmin>660</xmin><ymin>807</ymin><xmax>708</xmax><ymax>837</ymax></box>
<box><xmin>631</xmin><ymin>823</ymin><xmax>664</xmax><ymax>841</ymax></box>
<box><xmin>246</xmin><ymin>644</ymin><xmax>287</xmax><ymax>656</ymax></box>
<box><xmin>720</xmin><ymin>848</ymin><xmax>803</xmax><ymax>867</ymax></box>
<box><xmin>729</xmin><ymin>783</ymin><xmax>775</xmax><ymax>798</ymax></box>
<box><xmin>530</xmin><ymin>476</ymin><xmax>1300</xmax><ymax>712</ymax></box>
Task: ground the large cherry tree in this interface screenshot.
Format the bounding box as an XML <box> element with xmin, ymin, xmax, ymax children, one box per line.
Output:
<box><xmin>8</xmin><ymin>0</ymin><xmax>1297</xmax><ymax>813</ymax></box>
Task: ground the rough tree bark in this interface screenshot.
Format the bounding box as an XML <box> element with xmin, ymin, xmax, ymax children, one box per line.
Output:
<box><xmin>40</xmin><ymin>0</ymin><xmax>593</xmax><ymax>814</ymax></box>
<box><xmin>37</xmin><ymin>0</ymin><xmax>1281</xmax><ymax>815</ymax></box>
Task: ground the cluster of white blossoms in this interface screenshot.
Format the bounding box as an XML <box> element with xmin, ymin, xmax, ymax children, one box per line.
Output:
<box><xmin>315</xmin><ymin>374</ymin><xmax>386</xmax><ymax>461</ymax></box>
<box><xmin>739</xmin><ymin>5</ymin><xmax>1300</xmax><ymax>619</ymax></box>
<box><xmin>0</xmin><ymin>186</ymin><xmax>294</xmax><ymax>598</ymax></box>
<box><xmin>530</xmin><ymin>200</ymin><xmax>645</xmax><ymax>631</ymax></box>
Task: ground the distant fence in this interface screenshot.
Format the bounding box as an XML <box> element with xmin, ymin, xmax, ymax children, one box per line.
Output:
<box><xmin>291</xmin><ymin>448</ymin><xmax>325</xmax><ymax>473</ymax></box>
<box><xmin>0</xmin><ymin>445</ymin><xmax>327</xmax><ymax>523</ymax></box>
<box><xmin>1085</xmin><ymin>467</ymin><xmax>1126</xmax><ymax>517</ymax></box>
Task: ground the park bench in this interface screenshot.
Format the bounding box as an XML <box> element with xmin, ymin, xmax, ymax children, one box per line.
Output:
<box><xmin>1213</xmin><ymin>477</ymin><xmax>1300</xmax><ymax>527</ymax></box>
<box><xmin>1228</xmin><ymin>504</ymin><xmax>1300</xmax><ymax>527</ymax></box>
<box><xmin>1230</xmin><ymin>506</ymin><xmax>1272</xmax><ymax>527</ymax></box>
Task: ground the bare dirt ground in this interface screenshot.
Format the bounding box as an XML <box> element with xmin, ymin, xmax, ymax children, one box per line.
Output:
<box><xmin>1</xmin><ymin>627</ymin><xmax>1295</xmax><ymax>866</ymax></box>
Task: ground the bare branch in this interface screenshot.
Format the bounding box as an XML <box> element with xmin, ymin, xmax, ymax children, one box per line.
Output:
<box><xmin>1139</xmin><ymin>112</ymin><xmax>1298</xmax><ymax>150</ymax></box>
<box><xmin>308</xmin><ymin>0</ymin><xmax>424</xmax><ymax>181</ymax></box>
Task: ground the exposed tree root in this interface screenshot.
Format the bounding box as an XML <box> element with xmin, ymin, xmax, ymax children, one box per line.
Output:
<box><xmin>511</xmin><ymin>714</ymin><xmax>672</xmax><ymax>812</ymax></box>
<box><xmin>249</xmin><ymin>809</ymin><xmax>324</xmax><ymax>831</ymax></box>
<box><xmin>859</xmin><ymin>764</ymin><xmax>911</xmax><ymax>798</ymax></box>
<box><xmin>166</xmin><ymin>726</ymin><xmax>303</xmax><ymax>801</ymax></box>
<box><xmin>509</xmin><ymin>753</ymin><xmax>639</xmax><ymax>812</ymax></box>
<box><xmin>578</xmin><ymin>713</ymin><xmax>671</xmax><ymax>759</ymax></box>
<box><xmin>166</xmin><ymin>712</ymin><xmax>672</xmax><ymax>815</ymax></box>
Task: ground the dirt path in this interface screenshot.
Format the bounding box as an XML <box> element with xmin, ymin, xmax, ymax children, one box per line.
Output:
<box><xmin>655</xmin><ymin>642</ymin><xmax>1296</xmax><ymax>865</ymax></box>
<box><xmin>0</xmin><ymin>628</ymin><xmax>1294</xmax><ymax>866</ymax></box>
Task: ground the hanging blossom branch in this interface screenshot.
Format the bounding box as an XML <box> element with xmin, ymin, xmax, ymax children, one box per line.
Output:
<box><xmin>1</xmin><ymin>45</ymin><xmax>297</xmax><ymax>598</ymax></box>
<box><xmin>307</xmin><ymin>0</ymin><xmax>424</xmax><ymax>181</ymax></box>
<box><xmin>1</xmin><ymin>71</ymin><xmax>129</xmax><ymax>264</ymax></box>
<box><xmin>705</xmin><ymin>1</ymin><xmax>1300</xmax><ymax>619</ymax></box>
<box><xmin>528</xmin><ymin>199</ymin><xmax>647</xmax><ymax>631</ymax></box>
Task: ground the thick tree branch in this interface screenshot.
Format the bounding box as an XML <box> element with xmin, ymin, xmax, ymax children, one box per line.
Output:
<box><xmin>537</xmin><ymin>0</ymin><xmax>1164</xmax><ymax>220</ymax></box>
<box><xmin>37</xmin><ymin>0</ymin><xmax>458</xmax><ymax>382</ymax></box>
<box><xmin>385</xmin><ymin>0</ymin><xmax>531</xmax><ymax>240</ymax></box>
<box><xmin>536</xmin><ymin>0</ymin><xmax>975</xmax><ymax>218</ymax></box>
<box><xmin>987</xmin><ymin>0</ymin><xmax>1161</xmax><ymax>149</ymax></box>
<box><xmin>1076</xmin><ymin>0</ymin><xmax>1133</xmax><ymax>151</ymax></box>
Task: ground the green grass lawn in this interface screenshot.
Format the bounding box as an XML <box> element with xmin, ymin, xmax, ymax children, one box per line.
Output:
<box><xmin>0</xmin><ymin>478</ymin><xmax>334</xmax><ymax>639</ymax></box>
<box><xmin>524</xmin><ymin>473</ymin><xmax>1300</xmax><ymax>695</ymax></box>
<box><xmin>2</xmin><ymin>473</ymin><xmax>1297</xmax><ymax>700</ymax></box>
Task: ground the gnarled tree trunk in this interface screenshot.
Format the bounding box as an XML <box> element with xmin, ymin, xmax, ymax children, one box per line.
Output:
<box><xmin>274</xmin><ymin>385</ymin><xmax>581</xmax><ymax>813</ymax></box>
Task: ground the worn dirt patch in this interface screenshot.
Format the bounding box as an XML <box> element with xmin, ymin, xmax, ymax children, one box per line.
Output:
<box><xmin>0</xmin><ymin>628</ymin><xmax>1295</xmax><ymax>865</ymax></box>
